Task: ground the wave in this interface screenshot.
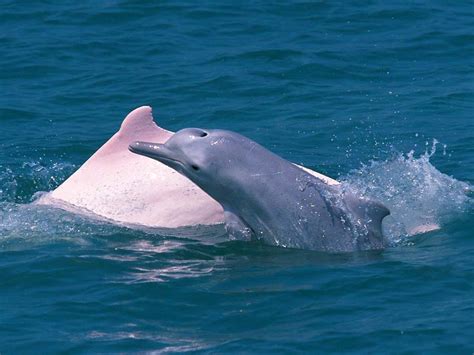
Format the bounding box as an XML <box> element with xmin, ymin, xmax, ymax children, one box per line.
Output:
<box><xmin>342</xmin><ymin>140</ymin><xmax>472</xmax><ymax>244</ymax></box>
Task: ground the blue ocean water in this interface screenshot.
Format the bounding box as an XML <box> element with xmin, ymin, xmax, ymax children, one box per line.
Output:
<box><xmin>1</xmin><ymin>1</ymin><xmax>473</xmax><ymax>353</ymax></box>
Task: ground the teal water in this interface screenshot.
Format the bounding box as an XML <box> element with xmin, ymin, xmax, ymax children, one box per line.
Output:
<box><xmin>1</xmin><ymin>1</ymin><xmax>473</xmax><ymax>353</ymax></box>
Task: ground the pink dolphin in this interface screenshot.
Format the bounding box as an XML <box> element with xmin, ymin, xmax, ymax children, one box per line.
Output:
<box><xmin>37</xmin><ymin>106</ymin><xmax>339</xmax><ymax>229</ymax></box>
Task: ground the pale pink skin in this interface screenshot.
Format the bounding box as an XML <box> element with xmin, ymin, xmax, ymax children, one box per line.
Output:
<box><xmin>38</xmin><ymin>106</ymin><xmax>222</xmax><ymax>228</ymax></box>
<box><xmin>37</xmin><ymin>106</ymin><xmax>339</xmax><ymax>229</ymax></box>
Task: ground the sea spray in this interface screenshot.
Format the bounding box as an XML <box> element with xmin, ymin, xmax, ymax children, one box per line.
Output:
<box><xmin>0</xmin><ymin>160</ymin><xmax>76</xmax><ymax>203</ymax></box>
<box><xmin>1</xmin><ymin>145</ymin><xmax>471</xmax><ymax>249</ymax></box>
<box><xmin>342</xmin><ymin>140</ymin><xmax>472</xmax><ymax>244</ymax></box>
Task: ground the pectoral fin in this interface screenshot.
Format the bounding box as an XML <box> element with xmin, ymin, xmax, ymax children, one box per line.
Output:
<box><xmin>361</xmin><ymin>199</ymin><xmax>390</xmax><ymax>226</ymax></box>
<box><xmin>344</xmin><ymin>194</ymin><xmax>390</xmax><ymax>249</ymax></box>
<box><xmin>224</xmin><ymin>210</ymin><xmax>254</xmax><ymax>241</ymax></box>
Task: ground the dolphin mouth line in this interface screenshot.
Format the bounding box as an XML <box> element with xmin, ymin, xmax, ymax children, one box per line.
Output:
<box><xmin>154</xmin><ymin>156</ymin><xmax>186</xmax><ymax>169</ymax></box>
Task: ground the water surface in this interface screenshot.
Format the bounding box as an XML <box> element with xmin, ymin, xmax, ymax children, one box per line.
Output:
<box><xmin>1</xmin><ymin>1</ymin><xmax>473</xmax><ymax>353</ymax></box>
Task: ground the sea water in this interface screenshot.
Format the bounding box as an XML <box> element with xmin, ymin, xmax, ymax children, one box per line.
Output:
<box><xmin>1</xmin><ymin>2</ymin><xmax>473</xmax><ymax>353</ymax></box>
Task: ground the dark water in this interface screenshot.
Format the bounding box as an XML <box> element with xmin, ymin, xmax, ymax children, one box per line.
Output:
<box><xmin>1</xmin><ymin>1</ymin><xmax>473</xmax><ymax>353</ymax></box>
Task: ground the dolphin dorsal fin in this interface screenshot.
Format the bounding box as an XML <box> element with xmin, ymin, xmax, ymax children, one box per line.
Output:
<box><xmin>117</xmin><ymin>106</ymin><xmax>172</xmax><ymax>140</ymax></box>
<box><xmin>81</xmin><ymin>106</ymin><xmax>173</xmax><ymax>158</ymax></box>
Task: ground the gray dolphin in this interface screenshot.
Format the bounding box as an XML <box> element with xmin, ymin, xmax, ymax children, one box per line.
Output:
<box><xmin>129</xmin><ymin>128</ymin><xmax>390</xmax><ymax>252</ymax></box>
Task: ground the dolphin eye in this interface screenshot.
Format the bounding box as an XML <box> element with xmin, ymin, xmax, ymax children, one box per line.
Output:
<box><xmin>191</xmin><ymin>164</ymin><xmax>200</xmax><ymax>171</ymax></box>
<box><xmin>199</xmin><ymin>131</ymin><xmax>207</xmax><ymax>137</ymax></box>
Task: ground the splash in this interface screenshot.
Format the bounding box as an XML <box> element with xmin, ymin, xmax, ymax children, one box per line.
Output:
<box><xmin>1</xmin><ymin>149</ymin><xmax>471</xmax><ymax>250</ymax></box>
<box><xmin>0</xmin><ymin>160</ymin><xmax>76</xmax><ymax>203</ymax></box>
<box><xmin>0</xmin><ymin>159</ymin><xmax>226</xmax><ymax>250</ymax></box>
<box><xmin>0</xmin><ymin>160</ymin><xmax>116</xmax><ymax>249</ymax></box>
<box><xmin>342</xmin><ymin>140</ymin><xmax>472</xmax><ymax>244</ymax></box>
<box><xmin>0</xmin><ymin>201</ymin><xmax>123</xmax><ymax>249</ymax></box>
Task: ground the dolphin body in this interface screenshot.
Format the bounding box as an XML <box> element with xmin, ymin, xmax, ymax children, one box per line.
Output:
<box><xmin>38</xmin><ymin>106</ymin><xmax>339</xmax><ymax>230</ymax></box>
<box><xmin>129</xmin><ymin>128</ymin><xmax>390</xmax><ymax>252</ymax></box>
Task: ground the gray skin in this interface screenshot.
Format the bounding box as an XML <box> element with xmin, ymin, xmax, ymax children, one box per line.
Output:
<box><xmin>129</xmin><ymin>128</ymin><xmax>390</xmax><ymax>252</ymax></box>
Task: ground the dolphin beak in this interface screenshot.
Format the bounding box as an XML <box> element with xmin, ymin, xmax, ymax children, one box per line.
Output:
<box><xmin>129</xmin><ymin>141</ymin><xmax>167</xmax><ymax>160</ymax></box>
<box><xmin>129</xmin><ymin>141</ymin><xmax>182</xmax><ymax>168</ymax></box>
